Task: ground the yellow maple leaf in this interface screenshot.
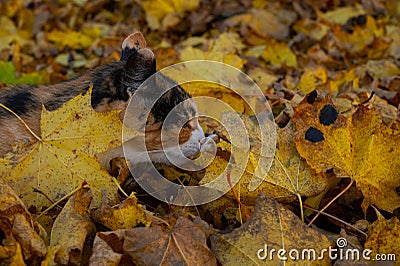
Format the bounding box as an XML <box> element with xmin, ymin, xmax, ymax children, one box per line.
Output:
<box><xmin>364</xmin><ymin>214</ymin><xmax>400</xmax><ymax>260</ymax></box>
<box><xmin>366</xmin><ymin>60</ymin><xmax>400</xmax><ymax>79</ymax></box>
<box><xmin>47</xmin><ymin>29</ymin><xmax>94</xmax><ymax>50</ymax></box>
<box><xmin>319</xmin><ymin>6</ymin><xmax>365</xmax><ymax>25</ymax></box>
<box><xmin>261</xmin><ymin>38</ymin><xmax>298</xmax><ymax>68</ymax></box>
<box><xmin>199</xmin><ymin>122</ymin><xmax>326</xmax><ymax>205</ymax></box>
<box><xmin>91</xmin><ymin>195</ymin><xmax>152</xmax><ymax>230</ymax></box>
<box><xmin>297</xmin><ymin>66</ymin><xmax>328</xmax><ymax>94</ymax></box>
<box><xmin>142</xmin><ymin>0</ymin><xmax>200</xmax><ymax>30</ymax></box>
<box><xmin>331</xmin><ymin>16</ymin><xmax>384</xmax><ymax>54</ymax></box>
<box><xmin>293</xmin><ymin>95</ymin><xmax>400</xmax><ymax>213</ymax></box>
<box><xmin>329</xmin><ymin>67</ymin><xmax>360</xmax><ymax>92</ymax></box>
<box><xmin>179</xmin><ymin>32</ymin><xmax>246</xmax><ymax>69</ymax></box>
<box><xmin>211</xmin><ymin>193</ymin><xmax>333</xmax><ymax>265</ymax></box>
<box><xmin>0</xmin><ymin>88</ymin><xmax>135</xmax><ymax>208</ymax></box>
<box><xmin>264</xmin><ymin>123</ymin><xmax>328</xmax><ymax>198</ymax></box>
<box><xmin>246</xmin><ymin>67</ymin><xmax>277</xmax><ymax>94</ymax></box>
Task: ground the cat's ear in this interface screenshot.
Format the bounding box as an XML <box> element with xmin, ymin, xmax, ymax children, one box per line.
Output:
<box><xmin>122</xmin><ymin>47</ymin><xmax>156</xmax><ymax>95</ymax></box>
<box><xmin>121</xmin><ymin>31</ymin><xmax>147</xmax><ymax>61</ymax></box>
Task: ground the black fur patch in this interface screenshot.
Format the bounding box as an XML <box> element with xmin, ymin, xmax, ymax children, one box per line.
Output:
<box><xmin>151</xmin><ymin>85</ymin><xmax>192</xmax><ymax>129</ymax></box>
<box><xmin>1</xmin><ymin>88</ymin><xmax>38</xmax><ymax>116</ymax></box>
<box><xmin>91</xmin><ymin>62</ymin><xmax>130</xmax><ymax>107</ymax></box>
<box><xmin>46</xmin><ymin>91</ymin><xmax>80</xmax><ymax>111</ymax></box>
<box><xmin>121</xmin><ymin>47</ymin><xmax>137</xmax><ymax>61</ymax></box>
<box><xmin>123</xmin><ymin>52</ymin><xmax>156</xmax><ymax>95</ymax></box>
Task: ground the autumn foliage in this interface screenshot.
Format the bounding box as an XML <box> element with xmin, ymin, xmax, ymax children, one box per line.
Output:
<box><xmin>0</xmin><ymin>0</ymin><xmax>400</xmax><ymax>265</ymax></box>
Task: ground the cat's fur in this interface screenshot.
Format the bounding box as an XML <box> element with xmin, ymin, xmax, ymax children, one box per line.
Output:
<box><xmin>0</xmin><ymin>32</ymin><xmax>205</xmax><ymax>166</ymax></box>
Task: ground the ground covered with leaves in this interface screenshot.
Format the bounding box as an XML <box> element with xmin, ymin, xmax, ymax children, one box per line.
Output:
<box><xmin>0</xmin><ymin>0</ymin><xmax>400</xmax><ymax>265</ymax></box>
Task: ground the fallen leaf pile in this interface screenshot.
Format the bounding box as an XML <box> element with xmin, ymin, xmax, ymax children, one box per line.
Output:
<box><xmin>1</xmin><ymin>0</ymin><xmax>400</xmax><ymax>265</ymax></box>
<box><xmin>0</xmin><ymin>181</ymin><xmax>46</xmax><ymax>265</ymax></box>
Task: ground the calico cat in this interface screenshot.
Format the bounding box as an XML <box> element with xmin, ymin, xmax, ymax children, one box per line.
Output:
<box><xmin>0</xmin><ymin>32</ymin><xmax>205</xmax><ymax>166</ymax></box>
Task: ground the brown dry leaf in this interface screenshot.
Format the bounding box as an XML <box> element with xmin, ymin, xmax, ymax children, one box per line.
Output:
<box><xmin>0</xmin><ymin>237</ymin><xmax>26</xmax><ymax>266</ymax></box>
<box><xmin>89</xmin><ymin>230</ymin><xmax>125</xmax><ymax>265</ymax></box>
<box><xmin>0</xmin><ymin>217</ymin><xmax>18</xmax><ymax>263</ymax></box>
<box><xmin>364</xmin><ymin>215</ymin><xmax>400</xmax><ymax>260</ymax></box>
<box><xmin>292</xmin><ymin>94</ymin><xmax>400</xmax><ymax>213</ymax></box>
<box><xmin>210</xmin><ymin>193</ymin><xmax>332</xmax><ymax>265</ymax></box>
<box><xmin>0</xmin><ymin>88</ymin><xmax>137</xmax><ymax>208</ymax></box>
<box><xmin>91</xmin><ymin>192</ymin><xmax>151</xmax><ymax>231</ymax></box>
<box><xmin>0</xmin><ymin>181</ymin><xmax>46</xmax><ymax>264</ymax></box>
<box><xmin>90</xmin><ymin>216</ymin><xmax>217</xmax><ymax>265</ymax></box>
<box><xmin>48</xmin><ymin>187</ymin><xmax>95</xmax><ymax>265</ymax></box>
<box><xmin>293</xmin><ymin>18</ymin><xmax>329</xmax><ymax>41</ymax></box>
<box><xmin>248</xmin><ymin>8</ymin><xmax>290</xmax><ymax>40</ymax></box>
<box><xmin>123</xmin><ymin>216</ymin><xmax>217</xmax><ymax>265</ymax></box>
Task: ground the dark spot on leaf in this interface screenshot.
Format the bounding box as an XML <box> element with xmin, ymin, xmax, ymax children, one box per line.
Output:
<box><xmin>319</xmin><ymin>104</ymin><xmax>338</xmax><ymax>126</ymax></box>
<box><xmin>306</xmin><ymin>90</ymin><xmax>318</xmax><ymax>104</ymax></box>
<box><xmin>305</xmin><ymin>127</ymin><xmax>324</xmax><ymax>143</ymax></box>
<box><xmin>356</xmin><ymin>15</ymin><xmax>367</xmax><ymax>26</ymax></box>
<box><xmin>325</xmin><ymin>168</ymin><xmax>334</xmax><ymax>174</ymax></box>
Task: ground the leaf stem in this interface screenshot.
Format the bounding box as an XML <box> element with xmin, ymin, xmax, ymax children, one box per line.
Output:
<box><xmin>35</xmin><ymin>181</ymin><xmax>87</xmax><ymax>220</ymax></box>
<box><xmin>112</xmin><ymin>177</ymin><xmax>129</xmax><ymax>198</ymax></box>
<box><xmin>303</xmin><ymin>203</ymin><xmax>367</xmax><ymax>238</ymax></box>
<box><xmin>307</xmin><ymin>178</ymin><xmax>354</xmax><ymax>227</ymax></box>
<box><xmin>227</xmin><ymin>167</ymin><xmax>242</xmax><ymax>207</ymax></box>
<box><xmin>0</xmin><ymin>103</ymin><xmax>41</xmax><ymax>141</ymax></box>
<box><xmin>296</xmin><ymin>193</ymin><xmax>304</xmax><ymax>222</ymax></box>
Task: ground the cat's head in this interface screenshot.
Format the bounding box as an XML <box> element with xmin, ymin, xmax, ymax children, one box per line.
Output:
<box><xmin>119</xmin><ymin>32</ymin><xmax>205</xmax><ymax>166</ymax></box>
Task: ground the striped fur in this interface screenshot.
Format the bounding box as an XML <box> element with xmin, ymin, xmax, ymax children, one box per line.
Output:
<box><xmin>0</xmin><ymin>32</ymin><xmax>205</xmax><ymax>165</ymax></box>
